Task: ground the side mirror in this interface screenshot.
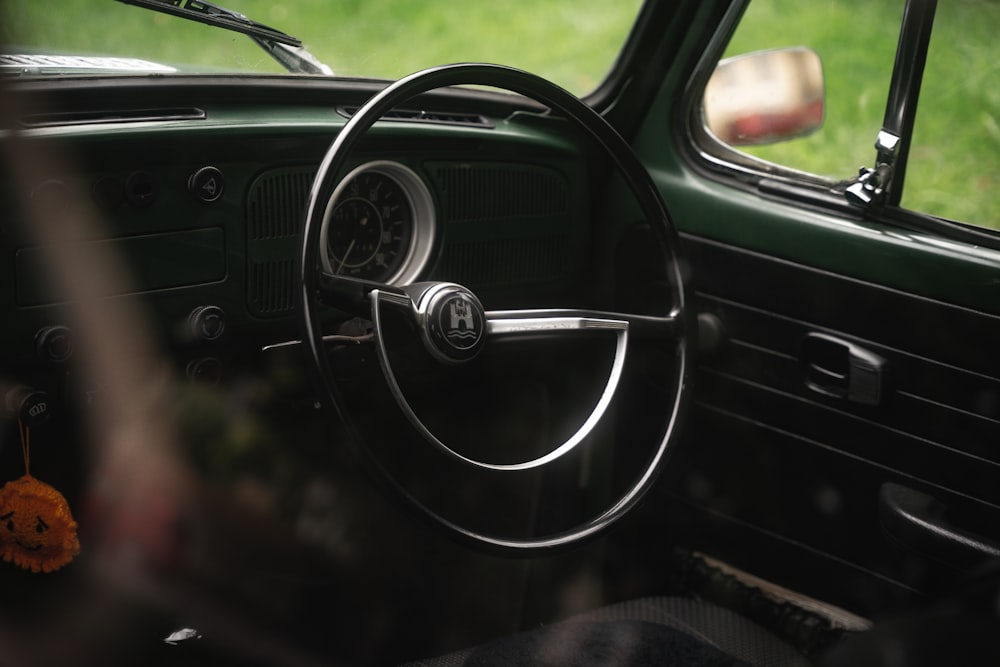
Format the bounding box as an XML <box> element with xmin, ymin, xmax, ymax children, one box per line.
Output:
<box><xmin>703</xmin><ymin>46</ymin><xmax>824</xmax><ymax>146</ymax></box>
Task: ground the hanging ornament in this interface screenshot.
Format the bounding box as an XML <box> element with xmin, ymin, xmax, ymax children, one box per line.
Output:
<box><xmin>0</xmin><ymin>421</ymin><xmax>80</xmax><ymax>573</ymax></box>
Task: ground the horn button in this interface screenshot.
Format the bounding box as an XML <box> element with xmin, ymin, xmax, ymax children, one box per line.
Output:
<box><xmin>415</xmin><ymin>283</ymin><xmax>487</xmax><ymax>364</ymax></box>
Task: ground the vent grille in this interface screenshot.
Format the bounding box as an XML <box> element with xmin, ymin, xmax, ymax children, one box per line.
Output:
<box><xmin>247</xmin><ymin>168</ymin><xmax>315</xmax><ymax>241</ymax></box>
<box><xmin>429</xmin><ymin>162</ymin><xmax>577</xmax><ymax>289</ymax></box>
<box><xmin>248</xmin><ymin>259</ymin><xmax>295</xmax><ymax>316</ymax></box>
<box><xmin>246</xmin><ymin>167</ymin><xmax>315</xmax><ymax>317</ymax></box>
<box><xmin>433</xmin><ymin>236</ymin><xmax>571</xmax><ymax>288</ymax></box>
<box><xmin>337</xmin><ymin>106</ymin><xmax>493</xmax><ymax>128</ymax></box>
<box><xmin>433</xmin><ymin>164</ymin><xmax>569</xmax><ymax>222</ymax></box>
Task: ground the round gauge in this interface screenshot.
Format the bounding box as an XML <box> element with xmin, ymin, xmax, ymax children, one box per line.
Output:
<box><xmin>319</xmin><ymin>161</ymin><xmax>435</xmax><ymax>285</ymax></box>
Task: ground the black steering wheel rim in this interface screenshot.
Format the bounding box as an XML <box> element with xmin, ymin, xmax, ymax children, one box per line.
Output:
<box><xmin>298</xmin><ymin>63</ymin><xmax>691</xmax><ymax>554</ymax></box>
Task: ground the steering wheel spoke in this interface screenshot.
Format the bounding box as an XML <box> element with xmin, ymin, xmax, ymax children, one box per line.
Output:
<box><xmin>315</xmin><ymin>270</ymin><xmax>408</xmax><ymax>317</ymax></box>
<box><xmin>486</xmin><ymin>309</ymin><xmax>678</xmax><ymax>342</ymax></box>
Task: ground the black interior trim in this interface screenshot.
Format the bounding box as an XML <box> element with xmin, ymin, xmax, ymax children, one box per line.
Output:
<box><xmin>662</xmin><ymin>233</ymin><xmax>1000</xmax><ymax>612</ymax></box>
<box><xmin>684</xmin><ymin>235</ymin><xmax>1000</xmax><ymax>376</ymax></box>
<box><xmin>19</xmin><ymin>106</ymin><xmax>207</xmax><ymax>127</ymax></box>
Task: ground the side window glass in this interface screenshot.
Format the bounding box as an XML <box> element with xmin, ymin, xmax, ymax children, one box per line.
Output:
<box><xmin>901</xmin><ymin>1</ymin><xmax>1000</xmax><ymax>229</ymax></box>
<box><xmin>702</xmin><ymin>0</ymin><xmax>903</xmax><ymax>181</ymax></box>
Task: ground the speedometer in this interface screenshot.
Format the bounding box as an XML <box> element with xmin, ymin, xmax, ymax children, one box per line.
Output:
<box><xmin>319</xmin><ymin>161</ymin><xmax>435</xmax><ymax>285</ymax></box>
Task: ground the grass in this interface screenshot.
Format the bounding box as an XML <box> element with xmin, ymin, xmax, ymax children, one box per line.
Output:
<box><xmin>4</xmin><ymin>0</ymin><xmax>998</xmax><ymax>228</ymax></box>
<box><xmin>902</xmin><ymin>0</ymin><xmax>1000</xmax><ymax>226</ymax></box>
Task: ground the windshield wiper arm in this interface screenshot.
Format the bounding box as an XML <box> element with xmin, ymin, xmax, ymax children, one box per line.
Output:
<box><xmin>247</xmin><ymin>34</ymin><xmax>333</xmax><ymax>76</ymax></box>
<box><xmin>116</xmin><ymin>0</ymin><xmax>332</xmax><ymax>75</ymax></box>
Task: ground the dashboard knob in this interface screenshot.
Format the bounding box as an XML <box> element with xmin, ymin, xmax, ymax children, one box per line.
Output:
<box><xmin>5</xmin><ymin>386</ymin><xmax>53</xmax><ymax>426</ymax></box>
<box><xmin>188</xmin><ymin>166</ymin><xmax>224</xmax><ymax>203</ymax></box>
<box><xmin>125</xmin><ymin>170</ymin><xmax>157</xmax><ymax>208</ymax></box>
<box><xmin>35</xmin><ymin>325</ymin><xmax>74</xmax><ymax>363</ymax></box>
<box><xmin>188</xmin><ymin>306</ymin><xmax>226</xmax><ymax>341</ymax></box>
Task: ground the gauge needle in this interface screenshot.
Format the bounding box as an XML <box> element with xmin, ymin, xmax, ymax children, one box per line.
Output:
<box><xmin>336</xmin><ymin>239</ymin><xmax>355</xmax><ymax>274</ymax></box>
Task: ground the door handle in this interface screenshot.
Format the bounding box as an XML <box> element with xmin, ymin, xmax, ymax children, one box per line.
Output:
<box><xmin>879</xmin><ymin>483</ymin><xmax>1000</xmax><ymax>570</ymax></box>
<box><xmin>801</xmin><ymin>333</ymin><xmax>887</xmax><ymax>406</ymax></box>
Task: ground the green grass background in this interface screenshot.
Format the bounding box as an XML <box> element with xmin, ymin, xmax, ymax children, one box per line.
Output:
<box><xmin>4</xmin><ymin>0</ymin><xmax>998</xmax><ymax>228</ymax></box>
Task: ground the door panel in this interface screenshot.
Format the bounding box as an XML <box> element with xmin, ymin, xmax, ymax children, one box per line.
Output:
<box><xmin>654</xmin><ymin>231</ymin><xmax>1000</xmax><ymax>616</ymax></box>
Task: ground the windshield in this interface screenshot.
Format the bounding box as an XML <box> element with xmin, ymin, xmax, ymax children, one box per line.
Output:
<box><xmin>1</xmin><ymin>0</ymin><xmax>644</xmax><ymax>95</ymax></box>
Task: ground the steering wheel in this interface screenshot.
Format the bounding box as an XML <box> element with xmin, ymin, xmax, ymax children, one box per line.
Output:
<box><xmin>298</xmin><ymin>63</ymin><xmax>691</xmax><ymax>553</ymax></box>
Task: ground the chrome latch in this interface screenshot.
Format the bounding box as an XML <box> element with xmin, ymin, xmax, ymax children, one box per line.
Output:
<box><xmin>845</xmin><ymin>130</ymin><xmax>900</xmax><ymax>207</ymax></box>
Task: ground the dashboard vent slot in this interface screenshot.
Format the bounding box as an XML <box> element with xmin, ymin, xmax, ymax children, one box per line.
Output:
<box><xmin>428</xmin><ymin>162</ymin><xmax>578</xmax><ymax>289</ymax></box>
<box><xmin>19</xmin><ymin>107</ymin><xmax>205</xmax><ymax>128</ymax></box>
<box><xmin>247</xmin><ymin>168</ymin><xmax>315</xmax><ymax>241</ymax></box>
<box><xmin>246</xmin><ymin>167</ymin><xmax>316</xmax><ymax>317</ymax></box>
<box><xmin>433</xmin><ymin>164</ymin><xmax>569</xmax><ymax>222</ymax></box>
<box><xmin>433</xmin><ymin>236</ymin><xmax>572</xmax><ymax>288</ymax></box>
<box><xmin>337</xmin><ymin>106</ymin><xmax>493</xmax><ymax>128</ymax></box>
<box><xmin>249</xmin><ymin>259</ymin><xmax>295</xmax><ymax>316</ymax></box>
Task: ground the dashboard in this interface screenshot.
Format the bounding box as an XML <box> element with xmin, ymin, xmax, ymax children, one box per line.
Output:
<box><xmin>0</xmin><ymin>77</ymin><xmax>596</xmax><ymax>411</ymax></box>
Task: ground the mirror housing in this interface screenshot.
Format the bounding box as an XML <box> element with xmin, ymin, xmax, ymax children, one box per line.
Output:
<box><xmin>703</xmin><ymin>46</ymin><xmax>824</xmax><ymax>146</ymax></box>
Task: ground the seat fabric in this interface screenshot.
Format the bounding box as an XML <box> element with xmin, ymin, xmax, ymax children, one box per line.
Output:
<box><xmin>404</xmin><ymin>597</ymin><xmax>814</xmax><ymax>667</ymax></box>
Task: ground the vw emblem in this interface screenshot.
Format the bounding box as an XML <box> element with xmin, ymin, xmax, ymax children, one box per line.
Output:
<box><xmin>420</xmin><ymin>284</ymin><xmax>487</xmax><ymax>363</ymax></box>
<box><xmin>439</xmin><ymin>294</ymin><xmax>483</xmax><ymax>350</ymax></box>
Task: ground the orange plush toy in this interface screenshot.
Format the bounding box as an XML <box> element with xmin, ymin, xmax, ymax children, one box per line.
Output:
<box><xmin>0</xmin><ymin>422</ymin><xmax>80</xmax><ymax>573</ymax></box>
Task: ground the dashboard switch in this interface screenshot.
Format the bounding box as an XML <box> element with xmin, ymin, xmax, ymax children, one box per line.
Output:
<box><xmin>188</xmin><ymin>305</ymin><xmax>226</xmax><ymax>341</ymax></box>
<box><xmin>35</xmin><ymin>325</ymin><xmax>74</xmax><ymax>363</ymax></box>
<box><xmin>188</xmin><ymin>166</ymin><xmax>225</xmax><ymax>203</ymax></box>
<box><xmin>125</xmin><ymin>171</ymin><xmax>157</xmax><ymax>208</ymax></box>
<box><xmin>186</xmin><ymin>357</ymin><xmax>222</xmax><ymax>384</ymax></box>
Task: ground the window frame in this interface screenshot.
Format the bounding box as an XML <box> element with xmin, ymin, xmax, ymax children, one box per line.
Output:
<box><xmin>681</xmin><ymin>0</ymin><xmax>1000</xmax><ymax>252</ymax></box>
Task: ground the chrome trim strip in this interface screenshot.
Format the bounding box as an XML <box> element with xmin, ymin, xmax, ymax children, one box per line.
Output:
<box><xmin>488</xmin><ymin>316</ymin><xmax>628</xmax><ymax>336</ymax></box>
